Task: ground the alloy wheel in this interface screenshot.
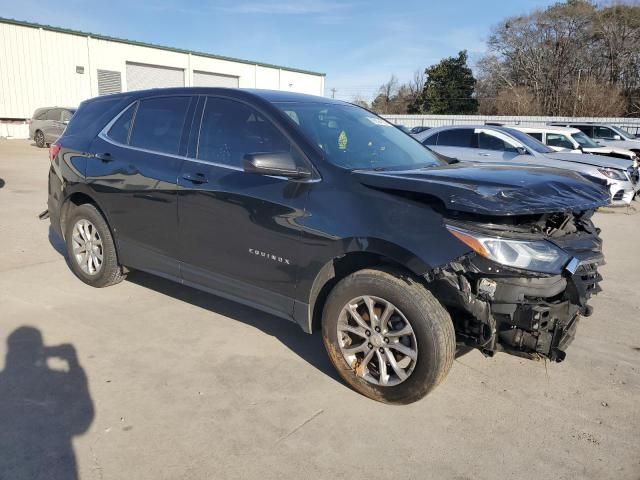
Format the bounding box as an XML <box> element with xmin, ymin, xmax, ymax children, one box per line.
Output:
<box><xmin>337</xmin><ymin>295</ymin><xmax>418</xmax><ymax>386</ymax></box>
<box><xmin>71</xmin><ymin>219</ymin><xmax>104</xmax><ymax>275</ymax></box>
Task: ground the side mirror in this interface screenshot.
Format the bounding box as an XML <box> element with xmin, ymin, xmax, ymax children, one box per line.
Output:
<box><xmin>516</xmin><ymin>146</ymin><xmax>528</xmax><ymax>155</ymax></box>
<box><xmin>63</xmin><ymin>120</ymin><xmax>69</xmax><ymax>125</ymax></box>
<box><xmin>613</xmin><ymin>134</ymin><xmax>621</xmax><ymax>140</ymax></box>
<box><xmin>243</xmin><ymin>152</ymin><xmax>311</xmax><ymax>179</ymax></box>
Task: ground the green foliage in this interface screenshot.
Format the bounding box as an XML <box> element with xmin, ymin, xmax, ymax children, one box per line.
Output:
<box><xmin>418</xmin><ymin>51</ymin><xmax>478</xmax><ymax>114</ymax></box>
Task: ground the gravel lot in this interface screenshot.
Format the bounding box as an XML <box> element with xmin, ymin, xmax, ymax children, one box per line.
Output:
<box><xmin>0</xmin><ymin>138</ymin><xmax>639</xmax><ymax>480</ymax></box>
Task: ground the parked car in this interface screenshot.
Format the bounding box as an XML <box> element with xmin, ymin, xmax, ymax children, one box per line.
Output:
<box><xmin>29</xmin><ymin>107</ymin><xmax>76</xmax><ymax>148</ymax></box>
<box><xmin>514</xmin><ymin>126</ymin><xmax>639</xmax><ymax>163</ymax></box>
<box><xmin>410</xmin><ymin>126</ymin><xmax>431</xmax><ymax>134</ymax></box>
<box><xmin>548</xmin><ymin>122</ymin><xmax>640</xmax><ymax>154</ymax></box>
<box><xmin>415</xmin><ymin>125</ymin><xmax>638</xmax><ymax>205</ymax></box>
<box><xmin>46</xmin><ymin>88</ymin><xmax>609</xmax><ymax>404</ymax></box>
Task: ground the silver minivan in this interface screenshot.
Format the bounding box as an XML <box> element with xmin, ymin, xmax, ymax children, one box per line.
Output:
<box><xmin>29</xmin><ymin>107</ymin><xmax>76</xmax><ymax>147</ymax></box>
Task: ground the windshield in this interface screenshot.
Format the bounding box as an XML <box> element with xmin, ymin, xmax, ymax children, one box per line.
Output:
<box><xmin>572</xmin><ymin>131</ymin><xmax>598</xmax><ymax>148</ymax></box>
<box><xmin>611</xmin><ymin>125</ymin><xmax>636</xmax><ymax>139</ymax></box>
<box><xmin>503</xmin><ymin>128</ymin><xmax>555</xmax><ymax>154</ymax></box>
<box><xmin>275</xmin><ymin>102</ymin><xmax>443</xmax><ymax>170</ymax></box>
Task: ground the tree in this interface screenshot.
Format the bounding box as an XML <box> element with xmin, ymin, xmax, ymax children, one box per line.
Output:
<box><xmin>417</xmin><ymin>51</ymin><xmax>478</xmax><ymax>114</ymax></box>
<box><xmin>351</xmin><ymin>96</ymin><xmax>370</xmax><ymax>109</ymax></box>
<box><xmin>477</xmin><ymin>0</ymin><xmax>640</xmax><ymax>116</ymax></box>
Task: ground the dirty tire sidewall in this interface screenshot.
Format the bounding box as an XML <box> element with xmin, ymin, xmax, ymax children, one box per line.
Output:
<box><xmin>64</xmin><ymin>203</ymin><xmax>125</xmax><ymax>288</ymax></box>
<box><xmin>322</xmin><ymin>268</ymin><xmax>455</xmax><ymax>405</ymax></box>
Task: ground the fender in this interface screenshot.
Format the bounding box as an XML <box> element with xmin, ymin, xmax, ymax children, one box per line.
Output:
<box><xmin>292</xmin><ymin>236</ymin><xmax>470</xmax><ymax>333</ymax></box>
<box><xmin>57</xmin><ymin>182</ymin><xmax>122</xmax><ymax>255</ymax></box>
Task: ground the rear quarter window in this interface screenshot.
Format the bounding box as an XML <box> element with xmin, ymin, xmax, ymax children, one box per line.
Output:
<box><xmin>64</xmin><ymin>96</ymin><xmax>133</xmax><ymax>139</ymax></box>
<box><xmin>107</xmin><ymin>103</ymin><xmax>137</xmax><ymax>145</ymax></box>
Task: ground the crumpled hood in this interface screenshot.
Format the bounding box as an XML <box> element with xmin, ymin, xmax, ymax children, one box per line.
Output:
<box><xmin>546</xmin><ymin>151</ymin><xmax>632</xmax><ymax>169</ymax></box>
<box><xmin>353</xmin><ymin>164</ymin><xmax>611</xmax><ymax>216</ymax></box>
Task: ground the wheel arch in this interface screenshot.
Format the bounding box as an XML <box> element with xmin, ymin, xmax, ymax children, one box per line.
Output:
<box><xmin>59</xmin><ymin>191</ymin><xmax>120</xmax><ymax>255</ymax></box>
<box><xmin>304</xmin><ymin>244</ymin><xmax>431</xmax><ymax>334</ymax></box>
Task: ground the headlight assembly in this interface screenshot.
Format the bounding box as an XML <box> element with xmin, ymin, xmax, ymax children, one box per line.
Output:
<box><xmin>597</xmin><ymin>168</ymin><xmax>627</xmax><ymax>181</ymax></box>
<box><xmin>446</xmin><ymin>225</ymin><xmax>570</xmax><ymax>274</ymax></box>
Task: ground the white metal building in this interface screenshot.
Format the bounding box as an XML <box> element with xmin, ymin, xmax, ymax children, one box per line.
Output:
<box><xmin>0</xmin><ymin>17</ymin><xmax>325</xmax><ymax>137</ymax></box>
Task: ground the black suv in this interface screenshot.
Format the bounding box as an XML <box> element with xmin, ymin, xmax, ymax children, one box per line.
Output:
<box><xmin>46</xmin><ymin>88</ymin><xmax>609</xmax><ymax>404</ymax></box>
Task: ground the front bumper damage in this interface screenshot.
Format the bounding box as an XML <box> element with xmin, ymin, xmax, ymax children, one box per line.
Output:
<box><xmin>427</xmin><ymin>214</ymin><xmax>603</xmax><ymax>362</ymax></box>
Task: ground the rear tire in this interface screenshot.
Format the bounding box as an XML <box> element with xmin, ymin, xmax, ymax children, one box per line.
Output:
<box><xmin>34</xmin><ymin>130</ymin><xmax>45</xmax><ymax>148</ymax></box>
<box><xmin>322</xmin><ymin>268</ymin><xmax>455</xmax><ymax>404</ymax></box>
<box><xmin>64</xmin><ymin>203</ymin><xmax>125</xmax><ymax>288</ymax></box>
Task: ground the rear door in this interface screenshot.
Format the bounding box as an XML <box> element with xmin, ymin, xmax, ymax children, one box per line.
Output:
<box><xmin>177</xmin><ymin>95</ymin><xmax>310</xmax><ymax>318</ymax></box>
<box><xmin>473</xmin><ymin>129</ymin><xmax>521</xmax><ymax>162</ymax></box>
<box><xmin>43</xmin><ymin>108</ymin><xmax>63</xmax><ymax>143</ymax></box>
<box><xmin>430</xmin><ymin>128</ymin><xmax>476</xmax><ymax>160</ymax></box>
<box><xmin>88</xmin><ymin>94</ymin><xmax>196</xmax><ymax>277</ymax></box>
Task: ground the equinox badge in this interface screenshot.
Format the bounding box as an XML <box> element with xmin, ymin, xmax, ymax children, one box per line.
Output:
<box><xmin>249</xmin><ymin>248</ymin><xmax>291</xmax><ymax>265</ymax></box>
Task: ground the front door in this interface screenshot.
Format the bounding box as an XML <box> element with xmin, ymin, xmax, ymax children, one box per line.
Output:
<box><xmin>177</xmin><ymin>96</ymin><xmax>310</xmax><ymax>319</ymax></box>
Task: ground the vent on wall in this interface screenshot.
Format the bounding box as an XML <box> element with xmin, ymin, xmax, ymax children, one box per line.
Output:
<box><xmin>97</xmin><ymin>70</ymin><xmax>122</xmax><ymax>96</ymax></box>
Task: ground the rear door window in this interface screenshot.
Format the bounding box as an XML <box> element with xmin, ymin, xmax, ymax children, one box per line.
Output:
<box><xmin>129</xmin><ymin>96</ymin><xmax>191</xmax><ymax>155</ymax></box>
<box><xmin>574</xmin><ymin>125</ymin><xmax>594</xmax><ymax>137</ymax></box>
<box><xmin>436</xmin><ymin>129</ymin><xmax>474</xmax><ymax>147</ymax></box>
<box><xmin>528</xmin><ymin>132</ymin><xmax>543</xmax><ymax>141</ymax></box>
<box><xmin>422</xmin><ymin>133</ymin><xmax>438</xmax><ymax>146</ymax></box>
<box><xmin>477</xmin><ymin>132</ymin><xmax>518</xmax><ymax>152</ymax></box>
<box><xmin>197</xmin><ymin>97</ymin><xmax>291</xmax><ymax>168</ymax></box>
<box><xmin>546</xmin><ymin>133</ymin><xmax>574</xmax><ymax>149</ymax></box>
<box><xmin>594</xmin><ymin>126</ymin><xmax>616</xmax><ymax>139</ymax></box>
<box><xmin>61</xmin><ymin>109</ymin><xmax>74</xmax><ymax>122</ymax></box>
<box><xmin>45</xmin><ymin>109</ymin><xmax>62</xmax><ymax>121</ymax></box>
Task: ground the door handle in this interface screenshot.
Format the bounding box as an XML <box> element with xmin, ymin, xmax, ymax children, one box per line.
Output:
<box><xmin>95</xmin><ymin>153</ymin><xmax>113</xmax><ymax>162</ymax></box>
<box><xmin>182</xmin><ymin>172</ymin><xmax>209</xmax><ymax>184</ymax></box>
<box><xmin>479</xmin><ymin>153</ymin><xmax>491</xmax><ymax>157</ymax></box>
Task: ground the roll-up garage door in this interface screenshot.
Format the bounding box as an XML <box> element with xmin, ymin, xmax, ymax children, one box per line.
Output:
<box><xmin>193</xmin><ymin>71</ymin><xmax>239</xmax><ymax>88</ymax></box>
<box><xmin>126</xmin><ymin>62</ymin><xmax>185</xmax><ymax>91</ymax></box>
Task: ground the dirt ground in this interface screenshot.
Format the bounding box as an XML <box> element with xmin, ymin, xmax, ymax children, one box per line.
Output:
<box><xmin>0</xmin><ymin>138</ymin><xmax>638</xmax><ymax>480</ymax></box>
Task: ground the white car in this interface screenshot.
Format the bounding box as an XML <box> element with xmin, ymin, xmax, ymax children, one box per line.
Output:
<box><xmin>548</xmin><ymin>122</ymin><xmax>640</xmax><ymax>154</ymax></box>
<box><xmin>515</xmin><ymin>126</ymin><xmax>638</xmax><ymax>163</ymax></box>
<box><xmin>416</xmin><ymin>125</ymin><xmax>639</xmax><ymax>206</ymax></box>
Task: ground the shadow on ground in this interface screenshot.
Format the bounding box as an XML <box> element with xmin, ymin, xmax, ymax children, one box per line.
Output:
<box><xmin>0</xmin><ymin>178</ymin><xmax>4</xmax><ymax>189</ymax></box>
<box><xmin>47</xmin><ymin>226</ymin><xmax>470</xmax><ymax>388</ymax></box>
<box><xmin>127</xmin><ymin>270</ymin><xmax>341</xmax><ymax>384</ymax></box>
<box><xmin>0</xmin><ymin>327</ymin><xmax>94</xmax><ymax>480</ymax></box>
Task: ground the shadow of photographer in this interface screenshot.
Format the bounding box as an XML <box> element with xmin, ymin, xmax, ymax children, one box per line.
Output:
<box><xmin>0</xmin><ymin>327</ymin><xmax>94</xmax><ymax>480</ymax></box>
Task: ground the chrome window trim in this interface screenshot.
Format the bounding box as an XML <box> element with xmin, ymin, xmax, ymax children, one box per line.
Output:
<box><xmin>97</xmin><ymin>95</ymin><xmax>320</xmax><ymax>182</ymax></box>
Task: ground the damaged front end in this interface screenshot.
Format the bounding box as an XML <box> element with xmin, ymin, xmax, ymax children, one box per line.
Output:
<box><xmin>427</xmin><ymin>210</ymin><xmax>603</xmax><ymax>362</ymax></box>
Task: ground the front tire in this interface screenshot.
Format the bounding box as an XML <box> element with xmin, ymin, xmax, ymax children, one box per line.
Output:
<box><xmin>64</xmin><ymin>203</ymin><xmax>125</xmax><ymax>288</ymax></box>
<box><xmin>322</xmin><ymin>268</ymin><xmax>455</xmax><ymax>404</ymax></box>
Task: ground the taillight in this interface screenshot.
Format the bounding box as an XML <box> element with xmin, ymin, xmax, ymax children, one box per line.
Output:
<box><xmin>49</xmin><ymin>143</ymin><xmax>61</xmax><ymax>163</ymax></box>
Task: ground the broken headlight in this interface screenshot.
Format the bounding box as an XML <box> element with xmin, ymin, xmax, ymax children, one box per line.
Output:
<box><xmin>446</xmin><ymin>225</ymin><xmax>570</xmax><ymax>274</ymax></box>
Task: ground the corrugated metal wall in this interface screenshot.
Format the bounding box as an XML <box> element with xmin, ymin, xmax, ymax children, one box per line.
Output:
<box><xmin>383</xmin><ymin>114</ymin><xmax>640</xmax><ymax>135</ymax></box>
<box><xmin>0</xmin><ymin>20</ymin><xmax>325</xmax><ymax>125</ymax></box>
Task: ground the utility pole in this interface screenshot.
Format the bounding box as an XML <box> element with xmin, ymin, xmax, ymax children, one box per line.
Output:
<box><xmin>573</xmin><ymin>69</ymin><xmax>582</xmax><ymax>117</ymax></box>
<box><xmin>330</xmin><ymin>88</ymin><xmax>337</xmax><ymax>99</ymax></box>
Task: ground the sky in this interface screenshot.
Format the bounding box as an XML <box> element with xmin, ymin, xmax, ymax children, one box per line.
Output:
<box><xmin>0</xmin><ymin>0</ymin><xmax>559</xmax><ymax>101</ymax></box>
